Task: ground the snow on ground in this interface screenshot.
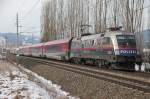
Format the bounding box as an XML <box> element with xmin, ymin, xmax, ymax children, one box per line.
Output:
<box><xmin>0</xmin><ymin>61</ymin><xmax>78</xmax><ymax>99</ymax></box>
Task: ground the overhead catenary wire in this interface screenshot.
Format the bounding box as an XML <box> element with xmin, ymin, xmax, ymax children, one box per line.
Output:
<box><xmin>17</xmin><ymin>0</ymin><xmax>27</xmax><ymax>12</ymax></box>
<box><xmin>12</xmin><ymin>0</ymin><xmax>150</xmax><ymax>39</ymax></box>
<box><xmin>106</xmin><ymin>4</ymin><xmax>150</xmax><ymax>23</ymax></box>
<box><xmin>8</xmin><ymin>0</ymin><xmax>40</xmax><ymax>31</ymax></box>
<box><xmin>20</xmin><ymin>25</ymin><xmax>41</xmax><ymax>31</ymax></box>
<box><xmin>17</xmin><ymin>0</ymin><xmax>42</xmax><ymax>38</ymax></box>
<box><xmin>22</xmin><ymin>0</ymin><xmax>41</xmax><ymax>20</ymax></box>
<box><xmin>9</xmin><ymin>0</ymin><xmax>28</xmax><ymax>24</ymax></box>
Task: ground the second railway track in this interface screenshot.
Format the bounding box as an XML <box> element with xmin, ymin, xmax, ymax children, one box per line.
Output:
<box><xmin>18</xmin><ymin>56</ymin><xmax>150</xmax><ymax>93</ymax></box>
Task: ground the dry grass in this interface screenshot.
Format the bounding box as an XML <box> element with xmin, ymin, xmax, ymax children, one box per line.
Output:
<box><xmin>0</xmin><ymin>60</ymin><xmax>19</xmax><ymax>81</ymax></box>
<box><xmin>9</xmin><ymin>71</ymin><xmax>16</xmax><ymax>81</ymax></box>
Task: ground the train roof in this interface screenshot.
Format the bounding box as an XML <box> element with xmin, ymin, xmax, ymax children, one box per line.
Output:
<box><xmin>44</xmin><ymin>38</ymin><xmax>72</xmax><ymax>45</ymax></box>
<box><xmin>82</xmin><ymin>31</ymin><xmax>134</xmax><ymax>38</ymax></box>
<box><xmin>81</xmin><ymin>33</ymin><xmax>101</xmax><ymax>40</ymax></box>
<box><xmin>80</xmin><ymin>31</ymin><xmax>135</xmax><ymax>40</ymax></box>
<box><xmin>30</xmin><ymin>43</ymin><xmax>44</xmax><ymax>47</ymax></box>
<box><xmin>18</xmin><ymin>43</ymin><xmax>44</xmax><ymax>49</ymax></box>
<box><xmin>104</xmin><ymin>31</ymin><xmax>135</xmax><ymax>36</ymax></box>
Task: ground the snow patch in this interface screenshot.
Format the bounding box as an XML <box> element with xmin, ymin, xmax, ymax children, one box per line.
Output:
<box><xmin>0</xmin><ymin>63</ymin><xmax>79</xmax><ymax>99</ymax></box>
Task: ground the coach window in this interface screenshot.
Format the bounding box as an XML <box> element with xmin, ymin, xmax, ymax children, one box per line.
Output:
<box><xmin>48</xmin><ymin>45</ymin><xmax>62</xmax><ymax>53</ymax></box>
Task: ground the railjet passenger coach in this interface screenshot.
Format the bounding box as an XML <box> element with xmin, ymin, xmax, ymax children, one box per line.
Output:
<box><xmin>16</xmin><ymin>29</ymin><xmax>142</xmax><ymax>70</ymax></box>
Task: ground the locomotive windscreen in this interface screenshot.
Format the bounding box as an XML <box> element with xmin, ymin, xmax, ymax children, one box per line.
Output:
<box><xmin>116</xmin><ymin>35</ymin><xmax>136</xmax><ymax>48</ymax></box>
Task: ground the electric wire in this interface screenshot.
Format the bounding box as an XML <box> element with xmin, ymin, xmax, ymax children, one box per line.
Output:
<box><xmin>22</xmin><ymin>0</ymin><xmax>40</xmax><ymax>20</ymax></box>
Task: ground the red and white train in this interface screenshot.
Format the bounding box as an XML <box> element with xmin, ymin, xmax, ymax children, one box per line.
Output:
<box><xmin>12</xmin><ymin>30</ymin><xmax>142</xmax><ymax>70</ymax></box>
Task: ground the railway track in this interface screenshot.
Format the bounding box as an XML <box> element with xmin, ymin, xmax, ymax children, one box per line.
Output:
<box><xmin>16</xmin><ymin>56</ymin><xmax>150</xmax><ymax>93</ymax></box>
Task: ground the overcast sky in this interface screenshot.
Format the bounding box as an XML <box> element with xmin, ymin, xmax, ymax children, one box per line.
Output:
<box><xmin>0</xmin><ymin>0</ymin><xmax>42</xmax><ymax>36</ymax></box>
<box><xmin>0</xmin><ymin>0</ymin><xmax>149</xmax><ymax>36</ymax></box>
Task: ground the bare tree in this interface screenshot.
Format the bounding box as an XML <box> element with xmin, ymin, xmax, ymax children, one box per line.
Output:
<box><xmin>119</xmin><ymin>0</ymin><xmax>144</xmax><ymax>33</ymax></box>
<box><xmin>41</xmin><ymin>0</ymin><xmax>145</xmax><ymax>45</ymax></box>
<box><xmin>41</xmin><ymin>1</ymin><xmax>50</xmax><ymax>42</ymax></box>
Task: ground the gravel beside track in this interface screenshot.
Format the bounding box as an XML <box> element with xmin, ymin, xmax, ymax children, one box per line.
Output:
<box><xmin>7</xmin><ymin>54</ymin><xmax>150</xmax><ymax>99</ymax></box>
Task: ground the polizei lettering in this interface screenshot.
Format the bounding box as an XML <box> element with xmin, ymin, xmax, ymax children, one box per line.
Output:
<box><xmin>120</xmin><ymin>50</ymin><xmax>137</xmax><ymax>54</ymax></box>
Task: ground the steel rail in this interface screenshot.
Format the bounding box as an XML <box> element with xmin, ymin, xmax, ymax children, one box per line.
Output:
<box><xmin>17</xmin><ymin>56</ymin><xmax>150</xmax><ymax>93</ymax></box>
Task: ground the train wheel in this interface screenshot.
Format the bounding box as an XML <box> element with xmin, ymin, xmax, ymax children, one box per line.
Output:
<box><xmin>107</xmin><ymin>63</ymin><xmax>111</xmax><ymax>69</ymax></box>
<box><xmin>74</xmin><ymin>58</ymin><xmax>81</xmax><ymax>64</ymax></box>
<box><xmin>43</xmin><ymin>55</ymin><xmax>47</xmax><ymax>58</ymax></box>
<box><xmin>95</xmin><ymin>60</ymin><xmax>102</xmax><ymax>68</ymax></box>
<box><xmin>61</xmin><ymin>56</ymin><xmax>66</xmax><ymax>61</ymax></box>
<box><xmin>104</xmin><ymin>61</ymin><xmax>111</xmax><ymax>69</ymax></box>
<box><xmin>108</xmin><ymin>64</ymin><xmax>114</xmax><ymax>69</ymax></box>
<box><xmin>109</xmin><ymin>63</ymin><xmax>116</xmax><ymax>69</ymax></box>
<box><xmin>80</xmin><ymin>59</ymin><xmax>85</xmax><ymax>65</ymax></box>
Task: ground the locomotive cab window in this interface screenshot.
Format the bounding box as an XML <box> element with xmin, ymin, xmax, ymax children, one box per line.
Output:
<box><xmin>116</xmin><ymin>35</ymin><xmax>136</xmax><ymax>48</ymax></box>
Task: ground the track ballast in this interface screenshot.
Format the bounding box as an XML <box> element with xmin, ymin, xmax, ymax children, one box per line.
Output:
<box><xmin>17</xmin><ymin>56</ymin><xmax>150</xmax><ymax>93</ymax></box>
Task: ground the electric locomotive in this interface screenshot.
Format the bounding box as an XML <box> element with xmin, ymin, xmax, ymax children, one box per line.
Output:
<box><xmin>70</xmin><ymin>30</ymin><xmax>142</xmax><ymax>70</ymax></box>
